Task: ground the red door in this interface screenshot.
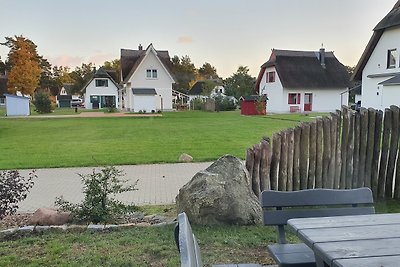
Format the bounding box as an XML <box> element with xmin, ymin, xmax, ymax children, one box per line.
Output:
<box><xmin>304</xmin><ymin>93</ymin><xmax>312</xmax><ymax>111</ymax></box>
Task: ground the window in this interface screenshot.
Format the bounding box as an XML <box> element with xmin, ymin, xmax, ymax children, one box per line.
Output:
<box><xmin>266</xmin><ymin>71</ymin><xmax>276</xmax><ymax>83</ymax></box>
<box><xmin>387</xmin><ymin>49</ymin><xmax>397</xmax><ymax>69</ymax></box>
<box><xmin>95</xmin><ymin>79</ymin><xmax>108</xmax><ymax>87</ymax></box>
<box><xmin>146</xmin><ymin>69</ymin><xmax>158</xmax><ymax>79</ymax></box>
<box><xmin>288</xmin><ymin>93</ymin><xmax>301</xmax><ymax>104</ymax></box>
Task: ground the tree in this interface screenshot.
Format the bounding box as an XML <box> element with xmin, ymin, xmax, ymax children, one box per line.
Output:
<box><xmin>224</xmin><ymin>66</ymin><xmax>256</xmax><ymax>99</ymax></box>
<box><xmin>171</xmin><ymin>55</ymin><xmax>198</xmax><ymax>92</ymax></box>
<box><xmin>33</xmin><ymin>91</ymin><xmax>53</xmax><ymax>113</ymax></box>
<box><xmin>2</xmin><ymin>36</ymin><xmax>42</xmax><ymax>95</ymax></box>
<box><xmin>201</xmin><ymin>80</ymin><xmax>218</xmax><ymax>96</ymax></box>
<box><xmin>103</xmin><ymin>59</ymin><xmax>121</xmax><ymax>82</ymax></box>
<box><xmin>69</xmin><ymin>63</ymin><xmax>95</xmax><ymax>95</ymax></box>
<box><xmin>198</xmin><ymin>62</ymin><xmax>219</xmax><ymax>79</ymax></box>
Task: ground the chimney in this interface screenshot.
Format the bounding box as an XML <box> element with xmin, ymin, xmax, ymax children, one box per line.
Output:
<box><xmin>138</xmin><ymin>44</ymin><xmax>143</xmax><ymax>50</ymax></box>
<box><xmin>319</xmin><ymin>47</ymin><xmax>326</xmax><ymax>69</ymax></box>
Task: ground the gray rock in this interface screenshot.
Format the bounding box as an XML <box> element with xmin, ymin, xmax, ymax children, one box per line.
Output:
<box><xmin>176</xmin><ymin>155</ymin><xmax>262</xmax><ymax>225</ymax></box>
<box><xmin>179</xmin><ymin>153</ymin><xmax>193</xmax><ymax>162</ymax></box>
<box><xmin>87</xmin><ymin>224</ymin><xmax>105</xmax><ymax>231</ymax></box>
<box><xmin>29</xmin><ymin>208</ymin><xmax>72</xmax><ymax>226</ymax></box>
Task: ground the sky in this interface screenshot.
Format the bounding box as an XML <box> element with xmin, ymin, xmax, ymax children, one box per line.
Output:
<box><xmin>0</xmin><ymin>0</ymin><xmax>398</xmax><ymax>78</ymax></box>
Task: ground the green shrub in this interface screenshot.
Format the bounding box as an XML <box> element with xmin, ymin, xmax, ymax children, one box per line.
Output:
<box><xmin>55</xmin><ymin>166</ymin><xmax>138</xmax><ymax>224</ymax></box>
<box><xmin>214</xmin><ymin>95</ymin><xmax>237</xmax><ymax>111</ymax></box>
<box><xmin>190</xmin><ymin>98</ymin><xmax>204</xmax><ymax>110</ymax></box>
<box><xmin>32</xmin><ymin>91</ymin><xmax>53</xmax><ymax>113</ymax></box>
<box><xmin>0</xmin><ymin>170</ymin><xmax>36</xmax><ymax>219</ymax></box>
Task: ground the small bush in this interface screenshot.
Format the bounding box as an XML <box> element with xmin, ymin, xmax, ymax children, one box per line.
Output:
<box><xmin>213</xmin><ymin>95</ymin><xmax>237</xmax><ymax>111</ymax></box>
<box><xmin>55</xmin><ymin>166</ymin><xmax>138</xmax><ymax>224</ymax></box>
<box><xmin>190</xmin><ymin>98</ymin><xmax>204</xmax><ymax>110</ymax></box>
<box><xmin>33</xmin><ymin>91</ymin><xmax>53</xmax><ymax>114</ymax></box>
<box><xmin>0</xmin><ymin>170</ymin><xmax>36</xmax><ymax>219</ymax></box>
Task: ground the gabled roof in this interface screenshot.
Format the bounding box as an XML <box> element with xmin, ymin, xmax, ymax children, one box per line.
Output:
<box><xmin>81</xmin><ymin>67</ymin><xmax>120</xmax><ymax>92</ymax></box>
<box><xmin>0</xmin><ymin>75</ymin><xmax>7</xmax><ymax>97</ymax></box>
<box><xmin>257</xmin><ymin>49</ymin><xmax>350</xmax><ymax>90</ymax></box>
<box><xmin>132</xmin><ymin>88</ymin><xmax>157</xmax><ymax>95</ymax></box>
<box><xmin>188</xmin><ymin>81</ymin><xmax>205</xmax><ymax>95</ymax></box>
<box><xmin>121</xmin><ymin>44</ymin><xmax>175</xmax><ymax>84</ymax></box>
<box><xmin>353</xmin><ymin>1</ymin><xmax>400</xmax><ymax>81</ymax></box>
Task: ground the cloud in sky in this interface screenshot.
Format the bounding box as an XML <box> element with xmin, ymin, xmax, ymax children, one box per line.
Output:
<box><xmin>177</xmin><ymin>36</ymin><xmax>194</xmax><ymax>44</ymax></box>
<box><xmin>47</xmin><ymin>55</ymin><xmax>84</xmax><ymax>69</ymax></box>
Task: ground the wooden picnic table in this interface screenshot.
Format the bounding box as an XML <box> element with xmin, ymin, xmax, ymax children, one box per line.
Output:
<box><xmin>287</xmin><ymin>213</ymin><xmax>400</xmax><ymax>267</ymax></box>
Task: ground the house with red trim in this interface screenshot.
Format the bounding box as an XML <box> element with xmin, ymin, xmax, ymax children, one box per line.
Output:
<box><xmin>352</xmin><ymin>1</ymin><xmax>400</xmax><ymax>110</ymax></box>
<box><xmin>256</xmin><ymin>48</ymin><xmax>350</xmax><ymax>113</ymax></box>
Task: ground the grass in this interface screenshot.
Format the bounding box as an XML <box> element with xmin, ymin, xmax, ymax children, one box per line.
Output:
<box><xmin>1</xmin><ymin>200</ymin><xmax>399</xmax><ymax>266</ymax></box>
<box><xmin>0</xmin><ymin>110</ymin><xmax>322</xmax><ymax>170</ymax></box>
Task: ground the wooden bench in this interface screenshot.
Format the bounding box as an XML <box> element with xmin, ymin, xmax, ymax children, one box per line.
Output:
<box><xmin>175</xmin><ymin>212</ymin><xmax>264</xmax><ymax>267</ymax></box>
<box><xmin>261</xmin><ymin>188</ymin><xmax>375</xmax><ymax>267</ymax></box>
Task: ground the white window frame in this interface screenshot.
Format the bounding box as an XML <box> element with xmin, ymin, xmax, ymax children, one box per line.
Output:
<box><xmin>146</xmin><ymin>69</ymin><xmax>158</xmax><ymax>79</ymax></box>
<box><xmin>95</xmin><ymin>79</ymin><xmax>108</xmax><ymax>87</ymax></box>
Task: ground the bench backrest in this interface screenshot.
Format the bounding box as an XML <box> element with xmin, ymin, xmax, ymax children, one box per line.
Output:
<box><xmin>261</xmin><ymin>188</ymin><xmax>375</xmax><ymax>244</ymax></box>
<box><xmin>175</xmin><ymin>212</ymin><xmax>203</xmax><ymax>267</ymax></box>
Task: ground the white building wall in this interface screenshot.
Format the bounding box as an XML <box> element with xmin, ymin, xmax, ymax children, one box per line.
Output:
<box><xmin>133</xmin><ymin>95</ymin><xmax>157</xmax><ymax>112</ymax></box>
<box><xmin>84</xmin><ymin>79</ymin><xmax>119</xmax><ymax>109</ymax></box>
<box><xmin>5</xmin><ymin>94</ymin><xmax>30</xmax><ymax>116</ymax></box>
<box><xmin>127</xmin><ymin>51</ymin><xmax>173</xmax><ymax>111</ymax></box>
<box><xmin>362</xmin><ymin>26</ymin><xmax>400</xmax><ymax>110</ymax></box>
<box><xmin>259</xmin><ymin>67</ymin><xmax>285</xmax><ymax>112</ymax></box>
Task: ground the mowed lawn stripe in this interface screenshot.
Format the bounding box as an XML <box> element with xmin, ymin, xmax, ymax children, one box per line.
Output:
<box><xmin>0</xmin><ymin>111</ymin><xmax>316</xmax><ymax>169</ymax></box>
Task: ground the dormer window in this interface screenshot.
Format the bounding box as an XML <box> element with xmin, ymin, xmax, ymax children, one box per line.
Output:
<box><xmin>387</xmin><ymin>49</ymin><xmax>397</xmax><ymax>69</ymax></box>
<box><xmin>95</xmin><ymin>79</ymin><xmax>108</xmax><ymax>87</ymax></box>
<box><xmin>146</xmin><ymin>69</ymin><xmax>158</xmax><ymax>79</ymax></box>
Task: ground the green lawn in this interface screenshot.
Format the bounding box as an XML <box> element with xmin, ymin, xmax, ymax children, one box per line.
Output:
<box><xmin>1</xmin><ymin>200</ymin><xmax>399</xmax><ymax>267</ymax></box>
<box><xmin>0</xmin><ymin>111</ymin><xmax>321</xmax><ymax>170</ymax></box>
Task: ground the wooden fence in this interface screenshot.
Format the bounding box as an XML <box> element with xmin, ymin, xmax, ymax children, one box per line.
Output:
<box><xmin>245</xmin><ymin>106</ymin><xmax>400</xmax><ymax>199</ymax></box>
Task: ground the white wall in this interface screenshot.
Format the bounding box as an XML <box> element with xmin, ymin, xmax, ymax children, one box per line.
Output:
<box><xmin>5</xmin><ymin>95</ymin><xmax>30</xmax><ymax>116</ymax></box>
<box><xmin>362</xmin><ymin>26</ymin><xmax>400</xmax><ymax>110</ymax></box>
<box><xmin>259</xmin><ymin>67</ymin><xmax>284</xmax><ymax>112</ymax></box>
<box><xmin>133</xmin><ymin>95</ymin><xmax>157</xmax><ymax>112</ymax></box>
<box><xmin>127</xmin><ymin>50</ymin><xmax>174</xmax><ymax>111</ymax></box>
<box><xmin>84</xmin><ymin>78</ymin><xmax>119</xmax><ymax>109</ymax></box>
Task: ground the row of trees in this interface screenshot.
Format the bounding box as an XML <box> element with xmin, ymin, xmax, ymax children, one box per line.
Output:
<box><xmin>1</xmin><ymin>35</ymin><xmax>257</xmax><ymax>100</ymax></box>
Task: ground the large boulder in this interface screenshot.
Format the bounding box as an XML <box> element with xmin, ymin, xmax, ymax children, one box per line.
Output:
<box><xmin>29</xmin><ymin>208</ymin><xmax>72</xmax><ymax>226</ymax></box>
<box><xmin>176</xmin><ymin>155</ymin><xmax>262</xmax><ymax>225</ymax></box>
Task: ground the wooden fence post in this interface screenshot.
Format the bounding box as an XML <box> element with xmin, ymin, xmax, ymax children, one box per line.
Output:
<box><xmin>308</xmin><ymin>122</ymin><xmax>317</xmax><ymax>189</ymax></box>
<box><xmin>386</xmin><ymin>105</ymin><xmax>400</xmax><ymax>198</ymax></box>
<box><xmin>315</xmin><ymin>118</ymin><xmax>323</xmax><ymax>188</ymax></box>
<box><xmin>300</xmin><ymin>123</ymin><xmax>310</xmax><ymax>189</ymax></box>
<box><xmin>260</xmin><ymin>139</ymin><xmax>271</xmax><ymax>191</ymax></box>
<box><xmin>252</xmin><ymin>144</ymin><xmax>261</xmax><ymax>197</ymax></box>
<box><xmin>340</xmin><ymin>107</ymin><xmax>350</xmax><ymax>189</ymax></box>
<box><xmin>371</xmin><ymin>110</ymin><xmax>383</xmax><ymax>199</ymax></box>
<box><xmin>365</xmin><ymin>108</ymin><xmax>376</xmax><ymax>188</ymax></box>
<box><xmin>335</xmin><ymin>110</ymin><xmax>342</xmax><ymax>189</ymax></box>
<box><xmin>279</xmin><ymin>131</ymin><xmax>288</xmax><ymax>191</ymax></box>
<box><xmin>378</xmin><ymin>108</ymin><xmax>392</xmax><ymax>198</ymax></box>
<box><xmin>346</xmin><ymin>111</ymin><xmax>354</xmax><ymax>189</ymax></box>
<box><xmin>287</xmin><ymin>129</ymin><xmax>295</xmax><ymax>191</ymax></box>
<box><xmin>270</xmin><ymin>133</ymin><xmax>281</xmax><ymax>191</ymax></box>
<box><xmin>353</xmin><ymin>111</ymin><xmax>361</xmax><ymax>188</ymax></box>
<box><xmin>293</xmin><ymin>126</ymin><xmax>301</xmax><ymax>190</ymax></box>
<box><xmin>358</xmin><ymin>108</ymin><xmax>369</xmax><ymax>187</ymax></box>
<box><xmin>322</xmin><ymin>117</ymin><xmax>332</xmax><ymax>188</ymax></box>
<box><xmin>245</xmin><ymin>148</ymin><xmax>255</xmax><ymax>189</ymax></box>
<box><xmin>329</xmin><ymin>114</ymin><xmax>337</xmax><ymax>189</ymax></box>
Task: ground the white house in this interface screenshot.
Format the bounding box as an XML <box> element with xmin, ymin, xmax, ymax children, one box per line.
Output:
<box><xmin>82</xmin><ymin>67</ymin><xmax>120</xmax><ymax>109</ymax></box>
<box><xmin>120</xmin><ymin>44</ymin><xmax>175</xmax><ymax>112</ymax></box>
<box><xmin>353</xmin><ymin>1</ymin><xmax>400</xmax><ymax>110</ymax></box>
<box><xmin>256</xmin><ymin>49</ymin><xmax>351</xmax><ymax>113</ymax></box>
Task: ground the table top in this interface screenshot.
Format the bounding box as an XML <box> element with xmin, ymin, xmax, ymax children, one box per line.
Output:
<box><xmin>287</xmin><ymin>213</ymin><xmax>400</xmax><ymax>267</ymax></box>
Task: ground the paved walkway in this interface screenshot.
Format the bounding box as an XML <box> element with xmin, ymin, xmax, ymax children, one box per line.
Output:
<box><xmin>17</xmin><ymin>162</ymin><xmax>213</xmax><ymax>212</ymax></box>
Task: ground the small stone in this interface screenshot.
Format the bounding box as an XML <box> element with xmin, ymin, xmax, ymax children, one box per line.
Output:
<box><xmin>87</xmin><ymin>224</ymin><xmax>104</xmax><ymax>231</ymax></box>
<box><xmin>18</xmin><ymin>226</ymin><xmax>35</xmax><ymax>231</ymax></box>
<box><xmin>179</xmin><ymin>153</ymin><xmax>193</xmax><ymax>162</ymax></box>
